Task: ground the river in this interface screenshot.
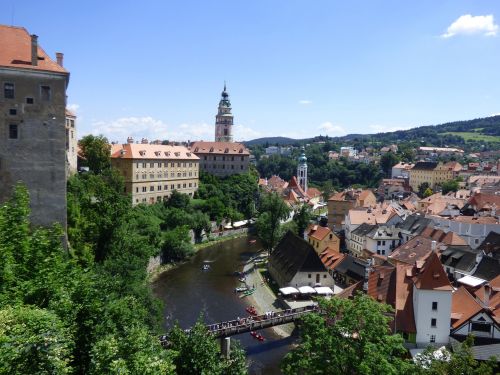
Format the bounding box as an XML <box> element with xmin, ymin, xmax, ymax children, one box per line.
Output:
<box><xmin>152</xmin><ymin>235</ymin><xmax>293</xmax><ymax>374</ymax></box>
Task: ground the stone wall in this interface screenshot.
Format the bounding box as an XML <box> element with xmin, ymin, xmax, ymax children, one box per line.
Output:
<box><xmin>0</xmin><ymin>68</ymin><xmax>68</xmax><ymax>227</ymax></box>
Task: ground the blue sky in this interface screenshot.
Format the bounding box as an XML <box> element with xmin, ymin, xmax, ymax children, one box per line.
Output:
<box><xmin>1</xmin><ymin>1</ymin><xmax>499</xmax><ymax>142</ymax></box>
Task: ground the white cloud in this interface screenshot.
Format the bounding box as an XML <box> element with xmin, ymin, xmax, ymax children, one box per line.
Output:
<box><xmin>86</xmin><ymin>116</ymin><xmax>262</xmax><ymax>143</ymax></box>
<box><xmin>299</xmin><ymin>100</ymin><xmax>312</xmax><ymax>105</ymax></box>
<box><xmin>233</xmin><ymin>124</ymin><xmax>261</xmax><ymax>141</ymax></box>
<box><xmin>368</xmin><ymin>124</ymin><xmax>413</xmax><ymax>133</ymax></box>
<box><xmin>489</xmin><ymin>112</ymin><xmax>500</xmax><ymax>117</ymax></box>
<box><xmin>318</xmin><ymin>121</ymin><xmax>347</xmax><ymax>136</ymax></box>
<box><xmin>442</xmin><ymin>14</ymin><xmax>498</xmax><ymax>38</ymax></box>
<box><xmin>67</xmin><ymin>103</ymin><xmax>80</xmax><ymax>113</ymax></box>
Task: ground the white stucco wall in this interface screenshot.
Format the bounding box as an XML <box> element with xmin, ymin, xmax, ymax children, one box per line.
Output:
<box><xmin>413</xmin><ymin>287</ymin><xmax>452</xmax><ymax>347</ymax></box>
<box><xmin>453</xmin><ymin>312</ymin><xmax>500</xmax><ymax>339</ymax></box>
<box><xmin>289</xmin><ymin>271</ymin><xmax>335</xmax><ymax>288</ymax></box>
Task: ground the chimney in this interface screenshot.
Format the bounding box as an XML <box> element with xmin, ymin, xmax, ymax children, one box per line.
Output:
<box><xmin>127</xmin><ymin>136</ymin><xmax>134</xmax><ymax>144</ymax></box>
<box><xmin>141</xmin><ymin>138</ymin><xmax>148</xmax><ymax>144</ymax></box>
<box><xmin>56</xmin><ymin>52</ymin><xmax>64</xmax><ymax>67</ymax></box>
<box><xmin>31</xmin><ymin>34</ymin><xmax>38</xmax><ymax>66</ymax></box>
<box><xmin>484</xmin><ymin>283</ymin><xmax>491</xmax><ymax>307</ymax></box>
<box><xmin>363</xmin><ymin>258</ymin><xmax>372</xmax><ymax>292</ymax></box>
<box><xmin>431</xmin><ymin>240</ymin><xmax>437</xmax><ymax>252</ymax></box>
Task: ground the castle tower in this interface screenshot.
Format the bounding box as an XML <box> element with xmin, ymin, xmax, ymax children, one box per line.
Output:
<box><xmin>297</xmin><ymin>146</ymin><xmax>308</xmax><ymax>192</ymax></box>
<box><xmin>215</xmin><ymin>83</ymin><xmax>233</xmax><ymax>142</ymax></box>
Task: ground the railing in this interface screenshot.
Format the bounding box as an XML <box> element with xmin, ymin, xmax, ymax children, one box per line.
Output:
<box><xmin>159</xmin><ymin>304</ymin><xmax>318</xmax><ymax>346</ymax></box>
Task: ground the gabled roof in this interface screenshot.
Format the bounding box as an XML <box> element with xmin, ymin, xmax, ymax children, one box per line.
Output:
<box><xmin>467</xmin><ymin>193</ymin><xmax>500</xmax><ymax>211</ymax></box>
<box><xmin>189</xmin><ymin>141</ymin><xmax>250</xmax><ymax>155</ymax></box>
<box><xmin>412</xmin><ymin>161</ymin><xmax>438</xmax><ymax>170</ymax></box>
<box><xmin>306</xmin><ymin>187</ymin><xmax>322</xmax><ymax>199</ymax></box>
<box><xmin>336</xmin><ymin>280</ymin><xmax>363</xmax><ymax>299</ymax></box>
<box><xmin>110</xmin><ymin>143</ymin><xmax>199</xmax><ymax>160</ymax></box>
<box><xmin>440</xmin><ymin>246</ymin><xmax>478</xmax><ymax>273</ymax></box>
<box><xmin>420</xmin><ymin>227</ymin><xmax>468</xmax><ymax>246</ymax></box>
<box><xmin>389</xmin><ymin>236</ymin><xmax>437</xmax><ymax>265</ymax></box>
<box><xmin>397</xmin><ymin>215</ymin><xmax>432</xmax><ymax>235</ymax></box>
<box><xmin>307</xmin><ymin>225</ymin><xmax>332</xmax><ymax>241</ymax></box>
<box><xmin>477</xmin><ymin>231</ymin><xmax>500</xmax><ymax>259</ymax></box>
<box><xmin>352</xmin><ymin>222</ymin><xmax>377</xmax><ymax>237</ymax></box>
<box><xmin>269</xmin><ymin>231</ymin><xmax>327</xmax><ymax>283</ymax></box>
<box><xmin>451</xmin><ymin>287</ymin><xmax>483</xmax><ymax>329</ymax></box>
<box><xmin>0</xmin><ymin>25</ymin><xmax>67</xmax><ymax>74</ymax></box>
<box><xmin>334</xmin><ymin>255</ymin><xmax>367</xmax><ymax>281</ymax></box>
<box><xmin>413</xmin><ymin>252</ymin><xmax>453</xmax><ymax>291</ymax></box>
<box><xmin>319</xmin><ymin>248</ymin><xmax>345</xmax><ymax>270</ymax></box>
<box><xmin>473</xmin><ymin>256</ymin><xmax>500</xmax><ymax>281</ymax></box>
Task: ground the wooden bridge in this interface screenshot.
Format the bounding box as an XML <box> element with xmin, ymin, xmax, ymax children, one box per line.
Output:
<box><xmin>159</xmin><ymin>304</ymin><xmax>319</xmax><ymax>355</ymax></box>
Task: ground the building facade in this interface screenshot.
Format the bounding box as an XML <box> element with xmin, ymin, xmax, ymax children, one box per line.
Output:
<box><xmin>111</xmin><ymin>142</ymin><xmax>199</xmax><ymax>205</ymax></box>
<box><xmin>65</xmin><ymin>109</ymin><xmax>77</xmax><ymax>175</ymax></box>
<box><xmin>409</xmin><ymin>161</ymin><xmax>462</xmax><ymax>192</ymax></box>
<box><xmin>190</xmin><ymin>141</ymin><xmax>250</xmax><ymax>177</ymax></box>
<box><xmin>0</xmin><ymin>25</ymin><xmax>69</xmax><ymax>227</ymax></box>
<box><xmin>327</xmin><ymin>189</ymin><xmax>377</xmax><ymax>231</ymax></box>
<box><xmin>215</xmin><ymin>83</ymin><xmax>233</xmax><ymax>142</ymax></box>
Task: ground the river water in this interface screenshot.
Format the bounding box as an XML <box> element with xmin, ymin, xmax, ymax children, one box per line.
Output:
<box><xmin>152</xmin><ymin>235</ymin><xmax>293</xmax><ymax>374</ymax></box>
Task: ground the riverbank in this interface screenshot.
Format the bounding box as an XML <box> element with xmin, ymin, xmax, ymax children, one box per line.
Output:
<box><xmin>241</xmin><ymin>257</ymin><xmax>296</xmax><ymax>338</ymax></box>
<box><xmin>148</xmin><ymin>231</ymin><xmax>250</xmax><ymax>283</ymax></box>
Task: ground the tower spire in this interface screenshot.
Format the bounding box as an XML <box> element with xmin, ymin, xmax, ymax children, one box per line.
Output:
<box><xmin>215</xmin><ymin>83</ymin><xmax>233</xmax><ymax>142</ymax></box>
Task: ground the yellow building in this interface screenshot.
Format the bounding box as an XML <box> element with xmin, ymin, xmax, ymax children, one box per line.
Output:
<box><xmin>409</xmin><ymin>161</ymin><xmax>462</xmax><ymax>192</ymax></box>
<box><xmin>306</xmin><ymin>225</ymin><xmax>340</xmax><ymax>254</ymax></box>
<box><xmin>111</xmin><ymin>142</ymin><xmax>199</xmax><ymax>205</ymax></box>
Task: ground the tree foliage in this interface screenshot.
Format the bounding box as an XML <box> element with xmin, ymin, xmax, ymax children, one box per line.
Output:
<box><xmin>281</xmin><ymin>294</ymin><xmax>414</xmax><ymax>375</ymax></box>
<box><xmin>256</xmin><ymin>192</ymin><xmax>291</xmax><ymax>251</ymax></box>
<box><xmin>78</xmin><ymin>134</ymin><xmax>112</xmax><ymax>174</ymax></box>
<box><xmin>168</xmin><ymin>319</ymin><xmax>247</xmax><ymax>375</ymax></box>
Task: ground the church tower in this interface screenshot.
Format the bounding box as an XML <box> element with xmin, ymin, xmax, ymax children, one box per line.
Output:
<box><xmin>297</xmin><ymin>146</ymin><xmax>308</xmax><ymax>192</ymax></box>
<box><xmin>215</xmin><ymin>83</ymin><xmax>233</xmax><ymax>142</ymax></box>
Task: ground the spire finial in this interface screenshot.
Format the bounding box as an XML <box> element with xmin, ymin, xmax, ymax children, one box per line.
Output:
<box><xmin>224</xmin><ymin>81</ymin><xmax>226</xmax><ymax>91</ymax></box>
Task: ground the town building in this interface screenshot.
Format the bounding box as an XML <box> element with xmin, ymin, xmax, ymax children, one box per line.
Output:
<box><xmin>378</xmin><ymin>178</ymin><xmax>410</xmax><ymax>199</ymax></box>
<box><xmin>265</xmin><ymin>145</ymin><xmax>292</xmax><ymax>156</ymax></box>
<box><xmin>0</xmin><ymin>25</ymin><xmax>69</xmax><ymax>227</ymax></box>
<box><xmin>110</xmin><ymin>141</ymin><xmax>199</xmax><ymax>205</ymax></box>
<box><xmin>65</xmin><ymin>109</ymin><xmax>77</xmax><ymax>175</ymax></box>
<box><xmin>189</xmin><ymin>141</ymin><xmax>249</xmax><ymax>177</ymax></box>
<box><xmin>268</xmin><ymin>231</ymin><xmax>335</xmax><ymax>288</ymax></box>
<box><xmin>215</xmin><ymin>83</ymin><xmax>233</xmax><ymax>142</ymax></box>
<box><xmin>306</xmin><ymin>224</ymin><xmax>340</xmax><ymax>254</ymax></box>
<box><xmin>327</xmin><ymin>189</ymin><xmax>377</xmax><ymax>231</ymax></box>
<box><xmin>340</xmin><ymin>146</ymin><xmax>357</xmax><ymax>158</ymax></box>
<box><xmin>408</xmin><ymin>161</ymin><xmax>462</xmax><ymax>192</ymax></box>
<box><xmin>391</xmin><ymin>162</ymin><xmax>414</xmax><ymax>179</ymax></box>
<box><xmin>417</xmin><ymin>146</ymin><xmax>464</xmax><ymax>158</ymax></box>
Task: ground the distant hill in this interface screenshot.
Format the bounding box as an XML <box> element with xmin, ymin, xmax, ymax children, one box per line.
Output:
<box><xmin>246</xmin><ymin>115</ymin><xmax>500</xmax><ymax>149</ymax></box>
<box><xmin>244</xmin><ymin>136</ymin><xmax>299</xmax><ymax>146</ymax></box>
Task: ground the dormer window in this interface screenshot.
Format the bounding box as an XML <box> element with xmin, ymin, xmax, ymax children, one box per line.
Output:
<box><xmin>174</xmin><ymin>152</ymin><xmax>180</xmax><ymax>157</ymax></box>
<box><xmin>224</xmin><ymin>148</ymin><xmax>229</xmax><ymax>153</ymax></box>
<box><xmin>155</xmin><ymin>151</ymin><xmax>161</xmax><ymax>156</ymax></box>
<box><xmin>209</xmin><ymin>147</ymin><xmax>214</xmax><ymax>152</ymax></box>
<box><xmin>186</xmin><ymin>152</ymin><xmax>191</xmax><ymax>157</ymax></box>
<box><xmin>139</xmin><ymin>150</ymin><xmax>146</xmax><ymax>156</ymax></box>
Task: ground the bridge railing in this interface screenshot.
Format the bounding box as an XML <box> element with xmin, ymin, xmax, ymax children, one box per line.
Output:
<box><xmin>159</xmin><ymin>304</ymin><xmax>319</xmax><ymax>345</ymax></box>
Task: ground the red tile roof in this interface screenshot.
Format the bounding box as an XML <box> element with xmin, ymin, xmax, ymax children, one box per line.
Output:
<box><xmin>420</xmin><ymin>227</ymin><xmax>467</xmax><ymax>246</ymax></box>
<box><xmin>413</xmin><ymin>252</ymin><xmax>453</xmax><ymax>291</ymax></box>
<box><xmin>190</xmin><ymin>141</ymin><xmax>249</xmax><ymax>156</ymax></box>
<box><xmin>451</xmin><ymin>287</ymin><xmax>483</xmax><ymax>329</ymax></box>
<box><xmin>0</xmin><ymin>25</ymin><xmax>67</xmax><ymax>73</ymax></box>
<box><xmin>307</xmin><ymin>225</ymin><xmax>332</xmax><ymax>241</ymax></box>
<box><xmin>111</xmin><ymin>143</ymin><xmax>199</xmax><ymax>160</ymax></box>
<box><xmin>389</xmin><ymin>236</ymin><xmax>439</xmax><ymax>265</ymax></box>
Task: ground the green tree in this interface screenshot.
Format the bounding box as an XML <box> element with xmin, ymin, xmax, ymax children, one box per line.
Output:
<box><xmin>0</xmin><ymin>306</ymin><xmax>73</xmax><ymax>374</ymax></box>
<box><xmin>168</xmin><ymin>320</ymin><xmax>247</xmax><ymax>375</ymax></box>
<box><xmin>191</xmin><ymin>211</ymin><xmax>210</xmax><ymax>243</ymax></box>
<box><xmin>424</xmin><ymin>187</ymin><xmax>434</xmax><ymax>198</ymax></box>
<box><xmin>321</xmin><ymin>180</ymin><xmax>335</xmax><ymax>202</ymax></box>
<box><xmin>293</xmin><ymin>204</ymin><xmax>312</xmax><ymax>238</ymax></box>
<box><xmin>441</xmin><ymin>179</ymin><xmax>459</xmax><ymax>195</ymax></box>
<box><xmin>281</xmin><ymin>294</ymin><xmax>415</xmax><ymax>375</ymax></box>
<box><xmin>257</xmin><ymin>192</ymin><xmax>291</xmax><ymax>251</ymax></box>
<box><xmin>161</xmin><ymin>226</ymin><xmax>194</xmax><ymax>262</ymax></box>
<box><xmin>165</xmin><ymin>190</ymin><xmax>191</xmax><ymax>210</ymax></box>
<box><xmin>78</xmin><ymin>134</ymin><xmax>111</xmax><ymax>174</ymax></box>
<box><xmin>380</xmin><ymin>152</ymin><xmax>400</xmax><ymax>177</ymax></box>
<box><xmin>414</xmin><ymin>335</ymin><xmax>496</xmax><ymax>375</ymax></box>
<box><xmin>418</xmin><ymin>182</ymin><xmax>430</xmax><ymax>198</ymax></box>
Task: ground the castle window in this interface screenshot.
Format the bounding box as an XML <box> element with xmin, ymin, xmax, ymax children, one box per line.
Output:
<box><xmin>4</xmin><ymin>83</ymin><xmax>14</xmax><ymax>99</ymax></box>
<box><xmin>40</xmin><ymin>85</ymin><xmax>51</xmax><ymax>101</ymax></box>
<box><xmin>26</xmin><ymin>97</ymin><xmax>34</xmax><ymax>104</ymax></box>
<box><xmin>431</xmin><ymin>318</ymin><xmax>437</xmax><ymax>327</ymax></box>
<box><xmin>8</xmin><ymin>124</ymin><xmax>18</xmax><ymax>139</ymax></box>
<box><xmin>9</xmin><ymin>109</ymin><xmax>17</xmax><ymax>116</ymax></box>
